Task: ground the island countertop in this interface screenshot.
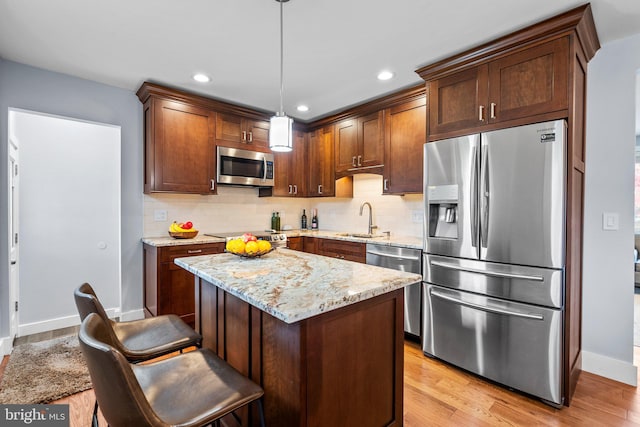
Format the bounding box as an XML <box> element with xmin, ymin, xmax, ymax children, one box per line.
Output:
<box><xmin>175</xmin><ymin>248</ymin><xmax>422</xmax><ymax>324</ymax></box>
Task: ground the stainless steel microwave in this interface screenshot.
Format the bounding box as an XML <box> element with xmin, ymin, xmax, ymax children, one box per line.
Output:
<box><xmin>216</xmin><ymin>146</ymin><xmax>274</xmax><ymax>187</ymax></box>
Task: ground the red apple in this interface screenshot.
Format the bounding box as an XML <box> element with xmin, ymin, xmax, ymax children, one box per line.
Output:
<box><xmin>242</xmin><ymin>232</ymin><xmax>257</xmax><ymax>243</ymax></box>
<box><xmin>182</xmin><ymin>221</ymin><xmax>193</xmax><ymax>230</ymax></box>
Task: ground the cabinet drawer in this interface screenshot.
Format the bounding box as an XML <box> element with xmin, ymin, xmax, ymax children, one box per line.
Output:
<box><xmin>159</xmin><ymin>242</ymin><xmax>225</xmax><ymax>263</ymax></box>
<box><xmin>318</xmin><ymin>239</ymin><xmax>366</xmax><ymax>263</ymax></box>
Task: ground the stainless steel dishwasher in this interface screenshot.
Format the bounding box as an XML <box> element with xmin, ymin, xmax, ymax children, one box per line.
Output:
<box><xmin>366</xmin><ymin>244</ymin><xmax>422</xmax><ymax>339</ymax></box>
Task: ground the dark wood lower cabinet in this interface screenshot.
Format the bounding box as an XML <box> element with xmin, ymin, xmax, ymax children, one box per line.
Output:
<box><xmin>143</xmin><ymin>242</ymin><xmax>224</xmax><ymax>327</ymax></box>
<box><xmin>195</xmin><ymin>278</ymin><xmax>404</xmax><ymax>427</ymax></box>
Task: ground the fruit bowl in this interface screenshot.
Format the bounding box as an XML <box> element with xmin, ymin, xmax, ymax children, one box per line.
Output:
<box><xmin>226</xmin><ymin>247</ymin><xmax>275</xmax><ymax>258</ymax></box>
<box><xmin>168</xmin><ymin>230</ymin><xmax>199</xmax><ymax>239</ymax></box>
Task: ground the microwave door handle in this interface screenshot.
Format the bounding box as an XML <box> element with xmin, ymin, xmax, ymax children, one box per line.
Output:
<box><xmin>262</xmin><ymin>156</ymin><xmax>267</xmax><ymax>181</ymax></box>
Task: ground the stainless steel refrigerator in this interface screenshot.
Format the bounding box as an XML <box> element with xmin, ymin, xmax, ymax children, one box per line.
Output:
<box><xmin>422</xmin><ymin>120</ymin><xmax>566</xmax><ymax>406</ymax></box>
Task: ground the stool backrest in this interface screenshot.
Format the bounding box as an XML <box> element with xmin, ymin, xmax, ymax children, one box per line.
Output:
<box><xmin>79</xmin><ymin>313</ymin><xmax>164</xmax><ymax>427</ymax></box>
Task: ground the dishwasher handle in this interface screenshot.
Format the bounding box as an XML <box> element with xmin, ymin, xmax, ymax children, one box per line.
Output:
<box><xmin>430</xmin><ymin>289</ymin><xmax>544</xmax><ymax>320</ymax></box>
<box><xmin>366</xmin><ymin>250</ymin><xmax>421</xmax><ymax>261</ymax></box>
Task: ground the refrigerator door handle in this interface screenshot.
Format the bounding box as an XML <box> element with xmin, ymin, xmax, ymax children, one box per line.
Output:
<box><xmin>430</xmin><ymin>289</ymin><xmax>545</xmax><ymax>320</ymax></box>
<box><xmin>430</xmin><ymin>260</ymin><xmax>545</xmax><ymax>282</ymax></box>
<box><xmin>480</xmin><ymin>145</ymin><xmax>490</xmax><ymax>248</ymax></box>
<box><xmin>470</xmin><ymin>146</ymin><xmax>478</xmax><ymax>248</ymax></box>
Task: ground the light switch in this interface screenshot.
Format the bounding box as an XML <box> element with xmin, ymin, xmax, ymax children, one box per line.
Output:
<box><xmin>602</xmin><ymin>212</ymin><xmax>619</xmax><ymax>231</ymax></box>
<box><xmin>411</xmin><ymin>210</ymin><xmax>423</xmax><ymax>223</ymax></box>
<box><xmin>154</xmin><ymin>210</ymin><xmax>168</xmax><ymax>222</ymax></box>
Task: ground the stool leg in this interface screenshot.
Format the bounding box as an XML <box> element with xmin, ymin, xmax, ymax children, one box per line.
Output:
<box><xmin>257</xmin><ymin>398</ymin><xmax>266</xmax><ymax>427</ymax></box>
<box><xmin>92</xmin><ymin>399</ymin><xmax>99</xmax><ymax>427</ymax></box>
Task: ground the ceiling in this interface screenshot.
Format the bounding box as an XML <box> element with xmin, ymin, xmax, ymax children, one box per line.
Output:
<box><xmin>1</xmin><ymin>0</ymin><xmax>640</xmax><ymax>123</ymax></box>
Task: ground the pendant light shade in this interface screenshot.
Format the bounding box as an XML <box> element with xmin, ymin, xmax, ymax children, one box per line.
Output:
<box><xmin>269</xmin><ymin>0</ymin><xmax>293</xmax><ymax>152</ymax></box>
<box><xmin>270</xmin><ymin>114</ymin><xmax>293</xmax><ymax>152</ymax></box>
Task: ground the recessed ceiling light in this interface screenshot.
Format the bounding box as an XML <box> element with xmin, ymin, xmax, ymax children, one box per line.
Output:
<box><xmin>377</xmin><ymin>70</ymin><xmax>394</xmax><ymax>81</ymax></box>
<box><xmin>297</xmin><ymin>105</ymin><xmax>309</xmax><ymax>112</ymax></box>
<box><xmin>193</xmin><ymin>73</ymin><xmax>211</xmax><ymax>83</ymax></box>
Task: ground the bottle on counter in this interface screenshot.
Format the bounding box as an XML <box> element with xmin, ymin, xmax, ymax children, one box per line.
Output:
<box><xmin>271</xmin><ymin>212</ymin><xmax>277</xmax><ymax>231</ymax></box>
<box><xmin>301</xmin><ymin>209</ymin><xmax>308</xmax><ymax>230</ymax></box>
<box><xmin>311</xmin><ymin>209</ymin><xmax>318</xmax><ymax>230</ymax></box>
<box><xmin>275</xmin><ymin>212</ymin><xmax>281</xmax><ymax>231</ymax></box>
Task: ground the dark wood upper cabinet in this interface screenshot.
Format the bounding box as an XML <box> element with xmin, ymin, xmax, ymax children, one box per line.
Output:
<box><xmin>272</xmin><ymin>130</ymin><xmax>307</xmax><ymax>197</ymax></box>
<box><xmin>143</xmin><ymin>98</ymin><xmax>216</xmax><ymax>194</ymax></box>
<box><xmin>425</xmin><ymin>37</ymin><xmax>569</xmax><ymax>141</ymax></box>
<box><xmin>308</xmin><ymin>126</ymin><xmax>336</xmax><ymax>197</ymax></box>
<box><xmin>215</xmin><ymin>113</ymin><xmax>270</xmax><ymax>151</ymax></box>
<box><xmin>335</xmin><ymin>111</ymin><xmax>384</xmax><ymax>176</ymax></box>
<box><xmin>383</xmin><ymin>96</ymin><xmax>426</xmax><ymax>194</ymax></box>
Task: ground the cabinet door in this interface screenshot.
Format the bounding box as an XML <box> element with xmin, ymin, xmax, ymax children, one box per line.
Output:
<box><xmin>428</xmin><ymin>66</ymin><xmax>488</xmax><ymax>138</ymax></box>
<box><xmin>246</xmin><ymin>119</ymin><xmax>270</xmax><ymax>150</ymax></box>
<box><xmin>317</xmin><ymin>239</ymin><xmax>366</xmax><ymax>263</ymax></box>
<box><xmin>335</xmin><ymin>119</ymin><xmax>358</xmax><ymax>173</ymax></box>
<box><xmin>160</xmin><ymin>262</ymin><xmax>198</xmax><ymax>327</ymax></box>
<box><xmin>215</xmin><ymin>112</ymin><xmax>244</xmax><ymax>145</ymax></box>
<box><xmin>287</xmin><ymin>236</ymin><xmax>303</xmax><ymax>251</ymax></box>
<box><xmin>152</xmin><ymin>99</ymin><xmax>215</xmax><ymax>193</ymax></box>
<box><xmin>488</xmin><ymin>37</ymin><xmax>569</xmax><ymax>123</ymax></box>
<box><xmin>384</xmin><ymin>98</ymin><xmax>426</xmax><ymax>194</ymax></box>
<box><xmin>358</xmin><ymin>111</ymin><xmax>384</xmax><ymax>168</ymax></box>
<box><xmin>272</xmin><ymin>130</ymin><xmax>306</xmax><ymax>197</ymax></box>
<box><xmin>308</xmin><ymin>126</ymin><xmax>335</xmax><ymax>197</ymax></box>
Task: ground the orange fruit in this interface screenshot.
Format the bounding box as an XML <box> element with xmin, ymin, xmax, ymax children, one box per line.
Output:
<box><xmin>245</xmin><ymin>241</ymin><xmax>259</xmax><ymax>255</ymax></box>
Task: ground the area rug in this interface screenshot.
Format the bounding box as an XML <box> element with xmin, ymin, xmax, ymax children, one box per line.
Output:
<box><xmin>0</xmin><ymin>335</ymin><xmax>92</xmax><ymax>404</ymax></box>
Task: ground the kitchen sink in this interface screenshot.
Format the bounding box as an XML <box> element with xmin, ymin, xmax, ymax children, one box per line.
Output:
<box><xmin>335</xmin><ymin>232</ymin><xmax>385</xmax><ymax>239</ymax></box>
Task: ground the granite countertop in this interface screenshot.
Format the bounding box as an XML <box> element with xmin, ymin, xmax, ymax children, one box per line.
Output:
<box><xmin>175</xmin><ymin>249</ymin><xmax>422</xmax><ymax>324</ymax></box>
<box><xmin>143</xmin><ymin>230</ymin><xmax>422</xmax><ymax>249</ymax></box>
<box><xmin>142</xmin><ymin>235</ymin><xmax>226</xmax><ymax>247</ymax></box>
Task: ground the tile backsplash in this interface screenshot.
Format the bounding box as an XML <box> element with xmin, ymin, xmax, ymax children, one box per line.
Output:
<box><xmin>144</xmin><ymin>174</ymin><xmax>424</xmax><ymax>238</ymax></box>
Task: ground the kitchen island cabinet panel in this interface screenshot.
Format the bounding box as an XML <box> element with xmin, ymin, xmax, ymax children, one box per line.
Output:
<box><xmin>195</xmin><ymin>276</ymin><xmax>404</xmax><ymax>427</ymax></box>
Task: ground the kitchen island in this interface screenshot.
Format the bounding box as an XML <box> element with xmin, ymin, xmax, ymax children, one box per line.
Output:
<box><xmin>175</xmin><ymin>248</ymin><xmax>422</xmax><ymax>427</ymax></box>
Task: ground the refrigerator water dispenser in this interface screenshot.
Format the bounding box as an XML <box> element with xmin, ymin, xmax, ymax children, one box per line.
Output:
<box><xmin>427</xmin><ymin>185</ymin><xmax>458</xmax><ymax>239</ymax></box>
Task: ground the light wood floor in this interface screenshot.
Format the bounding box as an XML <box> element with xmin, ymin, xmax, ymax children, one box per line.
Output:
<box><xmin>3</xmin><ymin>341</ymin><xmax>640</xmax><ymax>426</ymax></box>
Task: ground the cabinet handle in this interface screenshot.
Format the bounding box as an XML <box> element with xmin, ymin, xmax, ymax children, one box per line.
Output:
<box><xmin>293</xmin><ymin>184</ymin><xmax>298</xmax><ymax>195</ymax></box>
<box><xmin>352</xmin><ymin>156</ymin><xmax>357</xmax><ymax>167</ymax></box>
<box><xmin>478</xmin><ymin>105</ymin><xmax>485</xmax><ymax>121</ymax></box>
<box><xmin>318</xmin><ymin>184</ymin><xmax>323</xmax><ymax>194</ymax></box>
<box><xmin>383</xmin><ymin>179</ymin><xmax>389</xmax><ymax>191</ymax></box>
<box><xmin>357</xmin><ymin>155</ymin><xmax>362</xmax><ymax>167</ymax></box>
<box><xmin>248</xmin><ymin>131</ymin><xmax>253</xmax><ymax>143</ymax></box>
<box><xmin>242</xmin><ymin>131</ymin><xmax>247</xmax><ymax>141</ymax></box>
<box><xmin>490</xmin><ymin>103</ymin><xmax>496</xmax><ymax>119</ymax></box>
<box><xmin>288</xmin><ymin>184</ymin><xmax>293</xmax><ymax>194</ymax></box>
<box><xmin>187</xmin><ymin>249</ymin><xmax>203</xmax><ymax>254</ymax></box>
<box><xmin>210</xmin><ymin>179</ymin><xmax>215</xmax><ymax>191</ymax></box>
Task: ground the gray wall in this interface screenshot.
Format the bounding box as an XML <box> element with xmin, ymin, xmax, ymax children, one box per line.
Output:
<box><xmin>0</xmin><ymin>59</ymin><xmax>143</xmax><ymax>338</ymax></box>
<box><xmin>583</xmin><ymin>32</ymin><xmax>640</xmax><ymax>384</ymax></box>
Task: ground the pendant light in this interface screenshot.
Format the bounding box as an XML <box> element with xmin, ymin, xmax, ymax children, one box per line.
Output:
<box><xmin>269</xmin><ymin>0</ymin><xmax>293</xmax><ymax>152</ymax></box>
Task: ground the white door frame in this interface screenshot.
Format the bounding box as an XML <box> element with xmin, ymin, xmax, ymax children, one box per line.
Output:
<box><xmin>8</xmin><ymin>110</ymin><xmax>19</xmax><ymax>344</ymax></box>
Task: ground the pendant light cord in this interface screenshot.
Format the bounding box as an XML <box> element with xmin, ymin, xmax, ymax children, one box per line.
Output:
<box><xmin>279</xmin><ymin>0</ymin><xmax>284</xmax><ymax>115</ymax></box>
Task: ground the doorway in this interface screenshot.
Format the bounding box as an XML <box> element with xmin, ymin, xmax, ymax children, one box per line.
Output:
<box><xmin>634</xmin><ymin>70</ymin><xmax>640</xmax><ymax>352</ymax></box>
<box><xmin>8</xmin><ymin>109</ymin><xmax>121</xmax><ymax>339</ymax></box>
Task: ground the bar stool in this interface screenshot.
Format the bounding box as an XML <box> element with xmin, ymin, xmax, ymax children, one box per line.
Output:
<box><xmin>74</xmin><ymin>283</ymin><xmax>202</xmax><ymax>362</ymax></box>
<box><xmin>79</xmin><ymin>313</ymin><xmax>265</xmax><ymax>427</ymax></box>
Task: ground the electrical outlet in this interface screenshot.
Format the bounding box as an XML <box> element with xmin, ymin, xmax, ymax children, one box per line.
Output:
<box><xmin>411</xmin><ymin>210</ymin><xmax>423</xmax><ymax>223</ymax></box>
<box><xmin>154</xmin><ymin>210</ymin><xmax>168</xmax><ymax>222</ymax></box>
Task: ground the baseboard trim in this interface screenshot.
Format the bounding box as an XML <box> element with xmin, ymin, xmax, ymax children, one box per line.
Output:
<box><xmin>582</xmin><ymin>350</ymin><xmax>638</xmax><ymax>386</ymax></box>
<box><xmin>119</xmin><ymin>309</ymin><xmax>144</xmax><ymax>321</ymax></box>
<box><xmin>0</xmin><ymin>336</ymin><xmax>14</xmax><ymax>356</ymax></box>
<box><xmin>17</xmin><ymin>307</ymin><xmax>120</xmax><ymax>337</ymax></box>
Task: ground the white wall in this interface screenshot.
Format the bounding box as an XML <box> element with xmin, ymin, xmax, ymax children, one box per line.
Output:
<box><xmin>144</xmin><ymin>174</ymin><xmax>423</xmax><ymax>239</ymax></box>
<box><xmin>583</xmin><ymin>33</ymin><xmax>640</xmax><ymax>385</ymax></box>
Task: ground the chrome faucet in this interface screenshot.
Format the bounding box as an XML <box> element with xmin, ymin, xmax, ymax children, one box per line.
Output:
<box><xmin>359</xmin><ymin>202</ymin><xmax>377</xmax><ymax>235</ymax></box>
